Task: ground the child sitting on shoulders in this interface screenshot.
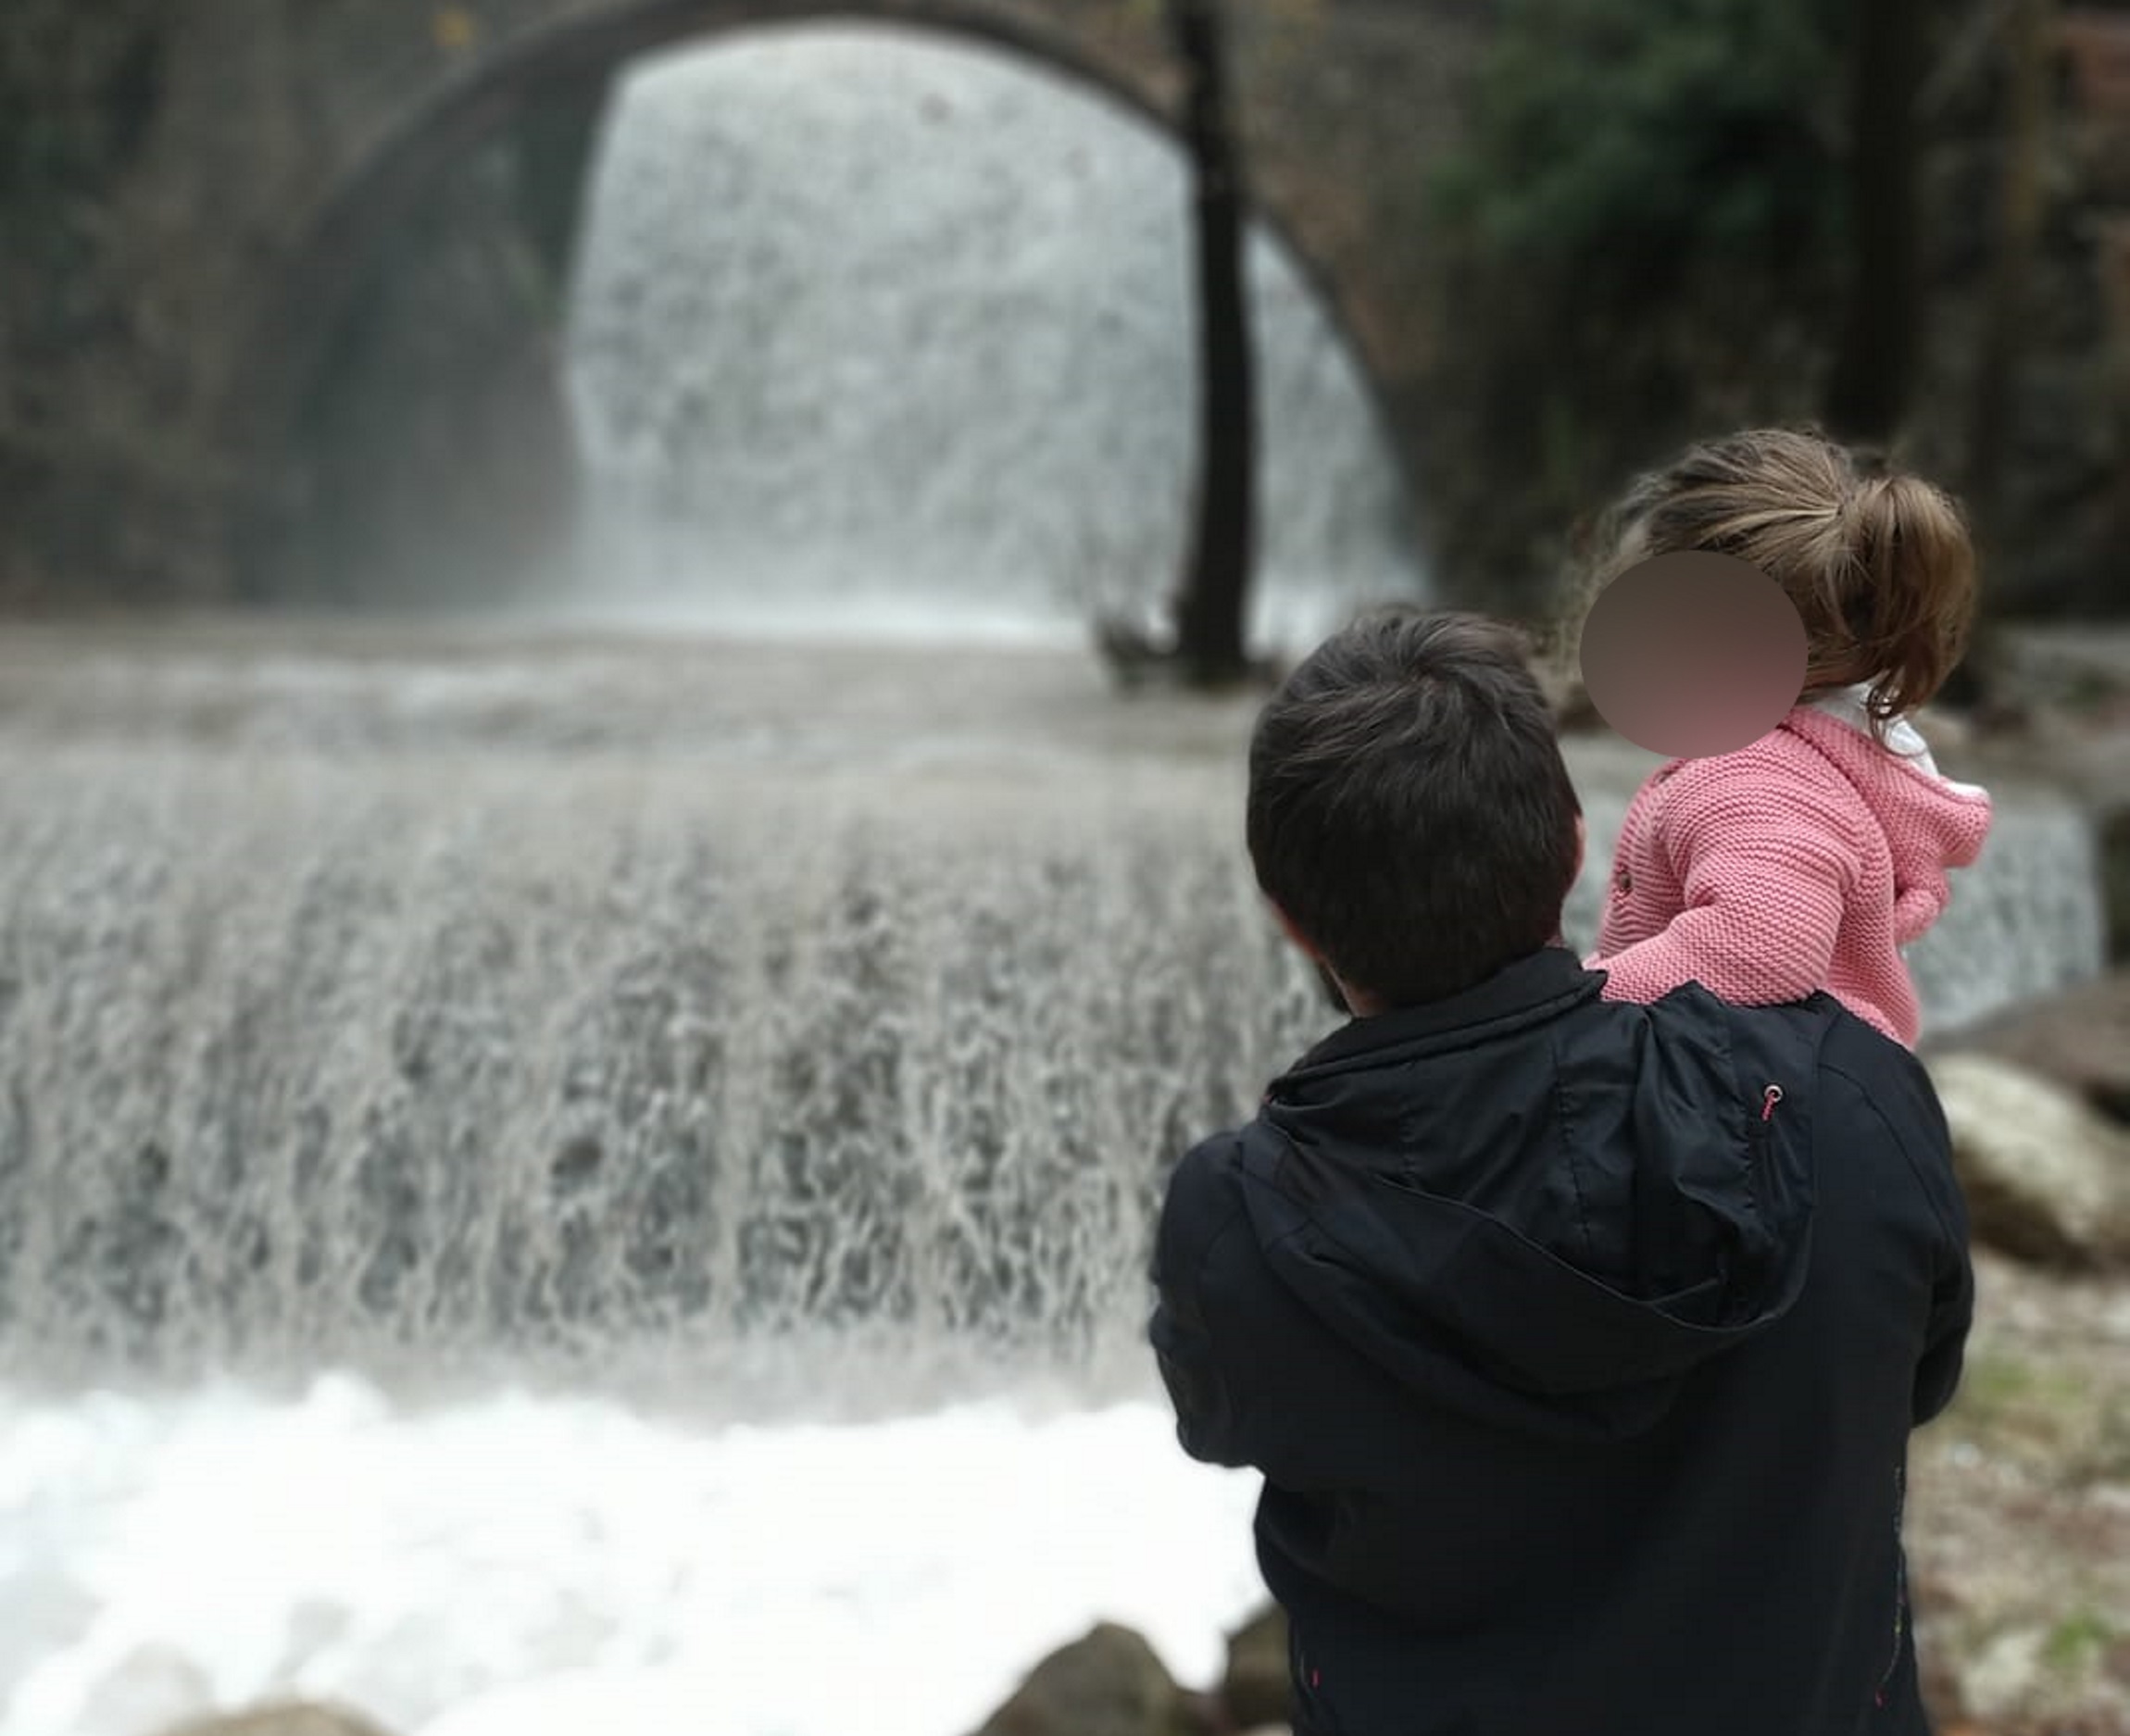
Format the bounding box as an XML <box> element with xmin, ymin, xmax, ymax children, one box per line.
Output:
<box><xmin>1580</xmin><ymin>426</ymin><xmax>1994</xmax><ymax>1048</ymax></box>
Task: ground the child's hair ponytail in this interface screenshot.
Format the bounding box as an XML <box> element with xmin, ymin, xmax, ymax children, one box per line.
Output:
<box><xmin>1576</xmin><ymin>427</ymin><xmax>1978</xmax><ymax>728</ymax></box>
<box><xmin>1836</xmin><ymin>471</ymin><xmax>1976</xmax><ymax>723</ymax></box>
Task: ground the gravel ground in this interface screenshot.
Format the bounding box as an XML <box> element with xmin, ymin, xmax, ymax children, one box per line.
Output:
<box><xmin>1907</xmin><ymin>628</ymin><xmax>2130</xmax><ymax>1734</ymax></box>
<box><xmin>1911</xmin><ymin>1255</ymin><xmax>2130</xmax><ymax>1734</ymax></box>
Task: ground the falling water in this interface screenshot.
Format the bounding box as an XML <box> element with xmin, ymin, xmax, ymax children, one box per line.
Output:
<box><xmin>558</xmin><ymin>23</ymin><xmax>1423</xmax><ymax>645</ymax></box>
<box><xmin>0</xmin><ymin>630</ymin><xmax>2106</xmax><ymax>1393</ymax></box>
<box><xmin>0</xmin><ymin>704</ymin><xmax>1307</xmax><ymax>1385</ymax></box>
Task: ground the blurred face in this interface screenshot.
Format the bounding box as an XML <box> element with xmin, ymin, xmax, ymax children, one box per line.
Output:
<box><xmin>1579</xmin><ymin>552</ymin><xmax>1808</xmax><ymax>758</ymax></box>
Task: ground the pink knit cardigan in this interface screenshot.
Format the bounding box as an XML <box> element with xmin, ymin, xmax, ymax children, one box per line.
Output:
<box><xmin>1588</xmin><ymin>705</ymin><xmax>1994</xmax><ymax>1046</ymax></box>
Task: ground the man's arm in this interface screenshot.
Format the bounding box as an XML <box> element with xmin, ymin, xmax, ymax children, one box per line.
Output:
<box><xmin>1595</xmin><ymin>758</ymin><xmax>1860</xmax><ymax>1008</ymax></box>
<box><xmin>1838</xmin><ymin>1043</ymin><xmax>1977</xmax><ymax>1425</ymax></box>
<box><xmin>1912</xmin><ymin>1229</ymin><xmax>1974</xmax><ymax>1426</ymax></box>
<box><xmin>1147</xmin><ymin>1136</ymin><xmax>1253</xmax><ymax>1467</ymax></box>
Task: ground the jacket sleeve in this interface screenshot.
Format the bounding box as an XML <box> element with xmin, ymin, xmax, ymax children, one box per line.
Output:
<box><xmin>1594</xmin><ymin>757</ymin><xmax>1860</xmax><ymax>1008</ymax></box>
<box><xmin>1891</xmin><ymin>876</ymin><xmax>1951</xmax><ymax>949</ymax></box>
<box><xmin>1147</xmin><ymin>1137</ymin><xmax>1253</xmax><ymax>1468</ymax></box>
<box><xmin>1912</xmin><ymin>1228</ymin><xmax>1974</xmax><ymax>1426</ymax></box>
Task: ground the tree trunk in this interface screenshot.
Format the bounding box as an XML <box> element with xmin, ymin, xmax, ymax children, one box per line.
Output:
<box><xmin>1168</xmin><ymin>0</ymin><xmax>1258</xmax><ymax>686</ymax></box>
<box><xmin>1824</xmin><ymin>0</ymin><xmax>1926</xmax><ymax>442</ymax></box>
<box><xmin>1965</xmin><ymin>0</ymin><xmax>2054</xmax><ymax>539</ymax></box>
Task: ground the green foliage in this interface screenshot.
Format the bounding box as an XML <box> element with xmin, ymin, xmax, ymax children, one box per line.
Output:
<box><xmin>1434</xmin><ymin>0</ymin><xmax>1843</xmax><ymax>281</ymax></box>
<box><xmin>1420</xmin><ymin>0</ymin><xmax>1855</xmax><ymax>610</ymax></box>
<box><xmin>1951</xmin><ymin>1350</ymin><xmax>2130</xmax><ymax>1483</ymax></box>
<box><xmin>2042</xmin><ymin>1607</ymin><xmax>2115</xmax><ymax>1676</ymax></box>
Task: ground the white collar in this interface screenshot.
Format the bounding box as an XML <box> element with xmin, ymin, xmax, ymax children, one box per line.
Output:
<box><xmin>1807</xmin><ymin>684</ymin><xmax>1991</xmax><ymax>801</ymax></box>
<box><xmin>1807</xmin><ymin>683</ymin><xmax>1941</xmax><ymax>773</ymax></box>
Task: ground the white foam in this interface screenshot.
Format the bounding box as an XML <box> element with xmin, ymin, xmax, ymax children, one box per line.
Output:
<box><xmin>0</xmin><ymin>1376</ymin><xmax>1265</xmax><ymax>1736</ymax></box>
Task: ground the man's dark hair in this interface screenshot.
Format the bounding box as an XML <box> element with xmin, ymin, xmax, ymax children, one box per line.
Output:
<box><xmin>1247</xmin><ymin>608</ymin><xmax>1584</xmax><ymax>1007</ymax></box>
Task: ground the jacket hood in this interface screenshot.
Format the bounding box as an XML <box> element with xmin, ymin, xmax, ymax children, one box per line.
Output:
<box><xmin>1241</xmin><ymin>948</ymin><xmax>1834</xmax><ymax>1443</ymax></box>
<box><xmin>1785</xmin><ymin>702</ymin><xmax>1993</xmax><ymax>897</ymax></box>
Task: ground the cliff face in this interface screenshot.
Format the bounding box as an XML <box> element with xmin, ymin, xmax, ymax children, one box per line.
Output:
<box><xmin>249</xmin><ymin>120</ymin><xmax>589</xmax><ymax>608</ymax></box>
<box><xmin>0</xmin><ymin>0</ymin><xmax>599</xmax><ymax>605</ymax></box>
<box><xmin>0</xmin><ymin>2</ymin><xmax>208</xmax><ymax>602</ymax></box>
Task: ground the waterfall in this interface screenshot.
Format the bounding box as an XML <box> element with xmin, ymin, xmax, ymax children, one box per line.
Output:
<box><xmin>558</xmin><ymin>22</ymin><xmax>1423</xmax><ymax>646</ymax></box>
<box><xmin>0</xmin><ymin>637</ymin><xmax>1317</xmax><ymax>1389</ymax></box>
<box><xmin>0</xmin><ymin>631</ymin><xmax>2108</xmax><ymax>1390</ymax></box>
<box><xmin>0</xmin><ymin>746</ymin><xmax>1309</xmax><ymax>1380</ymax></box>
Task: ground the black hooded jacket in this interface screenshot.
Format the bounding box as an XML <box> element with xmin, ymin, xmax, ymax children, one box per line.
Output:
<box><xmin>1149</xmin><ymin>946</ymin><xmax>1973</xmax><ymax>1736</ymax></box>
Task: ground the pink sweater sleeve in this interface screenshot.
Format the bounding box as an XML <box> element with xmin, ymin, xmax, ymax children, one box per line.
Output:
<box><xmin>1595</xmin><ymin>759</ymin><xmax>1859</xmax><ymax>1008</ymax></box>
<box><xmin>1891</xmin><ymin>876</ymin><xmax>1950</xmax><ymax>947</ymax></box>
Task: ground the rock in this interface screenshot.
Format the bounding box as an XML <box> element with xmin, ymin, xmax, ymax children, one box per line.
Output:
<box><xmin>157</xmin><ymin>1704</ymin><xmax>399</xmax><ymax>1736</ymax></box>
<box><xmin>1957</xmin><ymin>1625</ymin><xmax>2050</xmax><ymax>1724</ymax></box>
<box><xmin>1928</xmin><ymin>1054</ymin><xmax>2130</xmax><ymax>1268</ymax></box>
<box><xmin>972</xmin><ymin>1622</ymin><xmax>1204</xmax><ymax>1736</ymax></box>
<box><xmin>1948</xmin><ymin>969</ymin><xmax>2130</xmax><ymax>1122</ymax></box>
<box><xmin>1220</xmin><ymin>1604</ymin><xmax>1289</xmax><ymax>1730</ymax></box>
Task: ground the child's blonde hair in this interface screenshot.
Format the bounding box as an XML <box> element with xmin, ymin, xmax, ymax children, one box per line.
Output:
<box><xmin>1578</xmin><ymin>427</ymin><xmax>1977</xmax><ymax>727</ymax></box>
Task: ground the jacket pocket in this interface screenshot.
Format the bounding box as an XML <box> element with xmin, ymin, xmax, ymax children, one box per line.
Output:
<box><xmin>1289</xmin><ymin>1617</ymin><xmax>1343</xmax><ymax>1736</ymax></box>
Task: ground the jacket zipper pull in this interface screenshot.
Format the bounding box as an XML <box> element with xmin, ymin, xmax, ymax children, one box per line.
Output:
<box><xmin>1761</xmin><ymin>1084</ymin><xmax>1784</xmax><ymax>1122</ymax></box>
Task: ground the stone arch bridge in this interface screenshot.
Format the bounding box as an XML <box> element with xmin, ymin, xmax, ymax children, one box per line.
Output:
<box><xmin>1</xmin><ymin>0</ymin><xmax>1486</xmax><ymax>604</ymax></box>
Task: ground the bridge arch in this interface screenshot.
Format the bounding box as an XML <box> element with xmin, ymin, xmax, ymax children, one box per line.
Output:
<box><xmin>222</xmin><ymin>0</ymin><xmax>1418</xmax><ymax>594</ymax></box>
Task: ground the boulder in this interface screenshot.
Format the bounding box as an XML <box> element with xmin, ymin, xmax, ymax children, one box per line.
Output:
<box><xmin>1220</xmin><ymin>1604</ymin><xmax>1290</xmax><ymax>1730</ymax></box>
<box><xmin>1928</xmin><ymin>1053</ymin><xmax>2130</xmax><ymax>1268</ymax></box>
<box><xmin>1948</xmin><ymin>968</ymin><xmax>2130</xmax><ymax>1122</ymax></box>
<box><xmin>1954</xmin><ymin>1626</ymin><xmax>2051</xmax><ymax>1726</ymax></box>
<box><xmin>157</xmin><ymin>1705</ymin><xmax>397</xmax><ymax>1736</ymax></box>
<box><xmin>972</xmin><ymin>1622</ymin><xmax>1205</xmax><ymax>1736</ymax></box>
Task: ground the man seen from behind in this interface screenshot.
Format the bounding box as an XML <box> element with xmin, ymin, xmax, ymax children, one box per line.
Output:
<box><xmin>1147</xmin><ymin>608</ymin><xmax>1973</xmax><ymax>1735</ymax></box>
